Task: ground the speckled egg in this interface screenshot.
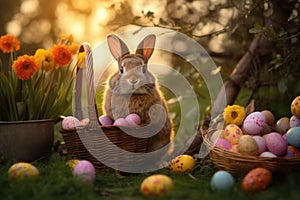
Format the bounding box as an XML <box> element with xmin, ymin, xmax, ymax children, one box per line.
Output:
<box><xmin>169</xmin><ymin>155</ymin><xmax>195</xmax><ymax>173</ymax></box>
<box><xmin>140</xmin><ymin>174</ymin><xmax>173</xmax><ymax>196</ymax></box>
<box><xmin>62</xmin><ymin>116</ymin><xmax>80</xmax><ymax>130</ymax></box>
<box><xmin>290</xmin><ymin>115</ymin><xmax>300</xmax><ymax>128</ymax></box>
<box><xmin>242</xmin><ymin>167</ymin><xmax>272</xmax><ymax>192</ymax></box>
<box><xmin>113</xmin><ymin>118</ymin><xmax>130</xmax><ymax>127</ymax></box>
<box><xmin>224</xmin><ymin>124</ymin><xmax>243</xmax><ymax>145</ymax></box>
<box><xmin>291</xmin><ymin>96</ymin><xmax>300</xmax><ymax>118</ymax></box>
<box><xmin>264</xmin><ymin>132</ymin><xmax>288</xmax><ymax>156</ymax></box>
<box><xmin>211</xmin><ymin>170</ymin><xmax>235</xmax><ymax>192</ymax></box>
<box><xmin>286</xmin><ymin>127</ymin><xmax>300</xmax><ymax>148</ymax></box>
<box><xmin>260</xmin><ymin>151</ymin><xmax>277</xmax><ymax>157</ymax></box>
<box><xmin>214</xmin><ymin>138</ymin><xmax>232</xmax><ymax>151</ymax></box>
<box><xmin>8</xmin><ymin>162</ymin><xmax>39</xmax><ymax>181</ymax></box>
<box><xmin>98</xmin><ymin>115</ymin><xmax>113</xmax><ymax>126</ymax></box>
<box><xmin>73</xmin><ymin>160</ymin><xmax>96</xmax><ymax>183</ymax></box>
<box><xmin>284</xmin><ymin>146</ymin><xmax>300</xmax><ymax>158</ymax></box>
<box><xmin>243</xmin><ymin>112</ymin><xmax>266</xmax><ymax>135</ymax></box>
<box><xmin>276</xmin><ymin>117</ymin><xmax>290</xmax><ymax>134</ymax></box>
<box><xmin>252</xmin><ymin>136</ymin><xmax>267</xmax><ymax>155</ymax></box>
<box><xmin>66</xmin><ymin>159</ymin><xmax>80</xmax><ymax>171</ymax></box>
<box><xmin>125</xmin><ymin>113</ymin><xmax>141</xmax><ymax>126</ymax></box>
<box><xmin>238</xmin><ymin>135</ymin><xmax>259</xmax><ymax>156</ymax></box>
<box><xmin>261</xmin><ymin>110</ymin><xmax>275</xmax><ymax>126</ymax></box>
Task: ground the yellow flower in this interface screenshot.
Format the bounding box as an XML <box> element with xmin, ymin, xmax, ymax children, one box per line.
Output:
<box><xmin>60</xmin><ymin>34</ymin><xmax>74</xmax><ymax>44</ymax></box>
<box><xmin>0</xmin><ymin>34</ymin><xmax>20</xmax><ymax>53</ymax></box>
<box><xmin>68</xmin><ymin>43</ymin><xmax>79</xmax><ymax>54</ymax></box>
<box><xmin>77</xmin><ymin>52</ymin><xmax>86</xmax><ymax>67</ymax></box>
<box><xmin>12</xmin><ymin>55</ymin><xmax>38</xmax><ymax>80</ymax></box>
<box><xmin>34</xmin><ymin>49</ymin><xmax>56</xmax><ymax>71</ymax></box>
<box><xmin>52</xmin><ymin>44</ymin><xmax>72</xmax><ymax>66</ymax></box>
<box><xmin>223</xmin><ymin>105</ymin><xmax>245</xmax><ymax>126</ymax></box>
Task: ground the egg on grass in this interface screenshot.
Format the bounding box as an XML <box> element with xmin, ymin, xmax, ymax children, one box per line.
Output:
<box><xmin>169</xmin><ymin>154</ymin><xmax>196</xmax><ymax>173</ymax></box>
<box><xmin>72</xmin><ymin>160</ymin><xmax>96</xmax><ymax>184</ymax></box>
<box><xmin>211</xmin><ymin>170</ymin><xmax>235</xmax><ymax>192</ymax></box>
<box><xmin>242</xmin><ymin>167</ymin><xmax>272</xmax><ymax>192</ymax></box>
<box><xmin>8</xmin><ymin>162</ymin><xmax>39</xmax><ymax>181</ymax></box>
<box><xmin>140</xmin><ymin>174</ymin><xmax>173</xmax><ymax>196</ymax></box>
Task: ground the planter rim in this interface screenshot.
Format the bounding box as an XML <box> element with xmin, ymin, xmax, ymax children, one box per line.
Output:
<box><xmin>0</xmin><ymin>119</ymin><xmax>55</xmax><ymax>124</ymax></box>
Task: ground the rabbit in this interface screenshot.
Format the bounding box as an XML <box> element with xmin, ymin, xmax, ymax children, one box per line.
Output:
<box><xmin>103</xmin><ymin>34</ymin><xmax>174</xmax><ymax>152</ymax></box>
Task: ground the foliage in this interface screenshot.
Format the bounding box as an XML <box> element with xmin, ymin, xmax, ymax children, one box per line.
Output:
<box><xmin>0</xmin><ymin>34</ymin><xmax>81</xmax><ymax>121</ymax></box>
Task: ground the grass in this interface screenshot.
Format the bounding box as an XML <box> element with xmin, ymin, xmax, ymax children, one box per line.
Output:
<box><xmin>1</xmin><ymin>150</ymin><xmax>300</xmax><ymax>200</ymax></box>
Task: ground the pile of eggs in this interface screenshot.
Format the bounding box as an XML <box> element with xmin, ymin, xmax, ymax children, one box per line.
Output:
<box><xmin>213</xmin><ymin>96</ymin><xmax>300</xmax><ymax>158</ymax></box>
<box><xmin>62</xmin><ymin>113</ymin><xmax>142</xmax><ymax>130</ymax></box>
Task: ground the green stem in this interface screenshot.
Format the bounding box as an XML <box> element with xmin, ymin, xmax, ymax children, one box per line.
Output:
<box><xmin>39</xmin><ymin>71</ymin><xmax>55</xmax><ymax>119</ymax></box>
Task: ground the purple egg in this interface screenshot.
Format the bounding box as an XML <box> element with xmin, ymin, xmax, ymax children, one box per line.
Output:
<box><xmin>99</xmin><ymin>115</ymin><xmax>113</xmax><ymax>126</ymax></box>
<box><xmin>264</xmin><ymin>132</ymin><xmax>288</xmax><ymax>156</ymax></box>
<box><xmin>125</xmin><ymin>113</ymin><xmax>141</xmax><ymax>126</ymax></box>
<box><xmin>243</xmin><ymin>112</ymin><xmax>266</xmax><ymax>135</ymax></box>
<box><xmin>73</xmin><ymin>160</ymin><xmax>95</xmax><ymax>183</ymax></box>
<box><xmin>290</xmin><ymin>115</ymin><xmax>300</xmax><ymax>128</ymax></box>
<box><xmin>252</xmin><ymin>136</ymin><xmax>267</xmax><ymax>154</ymax></box>
<box><xmin>113</xmin><ymin>118</ymin><xmax>130</xmax><ymax>127</ymax></box>
<box><xmin>214</xmin><ymin>138</ymin><xmax>232</xmax><ymax>151</ymax></box>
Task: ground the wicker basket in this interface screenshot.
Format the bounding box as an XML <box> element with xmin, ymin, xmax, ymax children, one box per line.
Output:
<box><xmin>202</xmin><ymin>127</ymin><xmax>300</xmax><ymax>175</ymax></box>
<box><xmin>60</xmin><ymin>43</ymin><xmax>156</xmax><ymax>172</ymax></box>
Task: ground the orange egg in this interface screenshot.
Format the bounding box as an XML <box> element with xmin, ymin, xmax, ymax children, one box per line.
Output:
<box><xmin>242</xmin><ymin>167</ymin><xmax>272</xmax><ymax>192</ymax></box>
<box><xmin>291</xmin><ymin>96</ymin><xmax>300</xmax><ymax>118</ymax></box>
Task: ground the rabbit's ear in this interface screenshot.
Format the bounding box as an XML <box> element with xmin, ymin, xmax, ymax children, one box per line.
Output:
<box><xmin>107</xmin><ymin>34</ymin><xmax>130</xmax><ymax>62</ymax></box>
<box><xmin>136</xmin><ymin>34</ymin><xmax>156</xmax><ymax>63</ymax></box>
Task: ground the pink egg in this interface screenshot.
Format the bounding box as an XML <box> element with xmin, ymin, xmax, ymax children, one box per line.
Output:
<box><xmin>290</xmin><ymin>115</ymin><xmax>300</xmax><ymax>128</ymax></box>
<box><xmin>243</xmin><ymin>112</ymin><xmax>266</xmax><ymax>135</ymax></box>
<box><xmin>99</xmin><ymin>115</ymin><xmax>113</xmax><ymax>126</ymax></box>
<box><xmin>252</xmin><ymin>136</ymin><xmax>267</xmax><ymax>154</ymax></box>
<box><xmin>62</xmin><ymin>116</ymin><xmax>80</xmax><ymax>130</ymax></box>
<box><xmin>73</xmin><ymin>160</ymin><xmax>95</xmax><ymax>183</ymax></box>
<box><xmin>284</xmin><ymin>146</ymin><xmax>300</xmax><ymax>158</ymax></box>
<box><xmin>125</xmin><ymin>113</ymin><xmax>141</xmax><ymax>126</ymax></box>
<box><xmin>224</xmin><ymin>124</ymin><xmax>243</xmax><ymax>145</ymax></box>
<box><xmin>113</xmin><ymin>118</ymin><xmax>130</xmax><ymax>127</ymax></box>
<box><xmin>264</xmin><ymin>132</ymin><xmax>288</xmax><ymax>156</ymax></box>
<box><xmin>260</xmin><ymin>151</ymin><xmax>277</xmax><ymax>158</ymax></box>
<box><xmin>214</xmin><ymin>138</ymin><xmax>232</xmax><ymax>151</ymax></box>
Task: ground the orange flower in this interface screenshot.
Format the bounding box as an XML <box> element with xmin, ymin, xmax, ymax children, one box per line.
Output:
<box><xmin>52</xmin><ymin>45</ymin><xmax>72</xmax><ymax>66</ymax></box>
<box><xmin>68</xmin><ymin>43</ymin><xmax>79</xmax><ymax>54</ymax></box>
<box><xmin>0</xmin><ymin>34</ymin><xmax>20</xmax><ymax>53</ymax></box>
<box><xmin>12</xmin><ymin>55</ymin><xmax>38</xmax><ymax>80</ymax></box>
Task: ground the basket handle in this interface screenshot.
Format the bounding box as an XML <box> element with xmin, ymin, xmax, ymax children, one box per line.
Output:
<box><xmin>74</xmin><ymin>43</ymin><xmax>100</xmax><ymax>129</ymax></box>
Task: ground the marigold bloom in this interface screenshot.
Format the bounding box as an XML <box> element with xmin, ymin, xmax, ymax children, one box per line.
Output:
<box><xmin>34</xmin><ymin>48</ymin><xmax>56</xmax><ymax>71</ymax></box>
<box><xmin>68</xmin><ymin>43</ymin><xmax>79</xmax><ymax>54</ymax></box>
<box><xmin>0</xmin><ymin>34</ymin><xmax>20</xmax><ymax>53</ymax></box>
<box><xmin>52</xmin><ymin>44</ymin><xmax>72</xmax><ymax>66</ymax></box>
<box><xmin>12</xmin><ymin>55</ymin><xmax>38</xmax><ymax>80</ymax></box>
<box><xmin>223</xmin><ymin>105</ymin><xmax>245</xmax><ymax>126</ymax></box>
<box><xmin>77</xmin><ymin>52</ymin><xmax>86</xmax><ymax>67</ymax></box>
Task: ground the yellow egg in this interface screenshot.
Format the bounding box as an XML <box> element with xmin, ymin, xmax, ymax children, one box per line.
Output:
<box><xmin>66</xmin><ymin>159</ymin><xmax>80</xmax><ymax>171</ymax></box>
<box><xmin>8</xmin><ymin>162</ymin><xmax>39</xmax><ymax>181</ymax></box>
<box><xmin>140</xmin><ymin>174</ymin><xmax>173</xmax><ymax>196</ymax></box>
<box><xmin>238</xmin><ymin>135</ymin><xmax>259</xmax><ymax>156</ymax></box>
<box><xmin>169</xmin><ymin>154</ymin><xmax>195</xmax><ymax>173</ymax></box>
<box><xmin>291</xmin><ymin>96</ymin><xmax>300</xmax><ymax>118</ymax></box>
<box><xmin>224</xmin><ymin>124</ymin><xmax>243</xmax><ymax>145</ymax></box>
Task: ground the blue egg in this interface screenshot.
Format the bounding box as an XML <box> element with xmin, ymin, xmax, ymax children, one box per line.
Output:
<box><xmin>211</xmin><ymin>170</ymin><xmax>234</xmax><ymax>192</ymax></box>
<box><xmin>286</xmin><ymin>127</ymin><xmax>300</xmax><ymax>148</ymax></box>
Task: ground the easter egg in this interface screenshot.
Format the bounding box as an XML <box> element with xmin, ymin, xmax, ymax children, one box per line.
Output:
<box><xmin>62</xmin><ymin>116</ymin><xmax>80</xmax><ymax>130</ymax></box>
<box><xmin>286</xmin><ymin>127</ymin><xmax>300</xmax><ymax>148</ymax></box>
<box><xmin>224</xmin><ymin>124</ymin><xmax>243</xmax><ymax>145</ymax></box>
<box><xmin>230</xmin><ymin>144</ymin><xmax>239</xmax><ymax>153</ymax></box>
<box><xmin>66</xmin><ymin>159</ymin><xmax>80</xmax><ymax>171</ymax></box>
<box><xmin>242</xmin><ymin>167</ymin><xmax>272</xmax><ymax>192</ymax></box>
<box><xmin>8</xmin><ymin>162</ymin><xmax>39</xmax><ymax>181</ymax></box>
<box><xmin>214</xmin><ymin>138</ymin><xmax>232</xmax><ymax>151</ymax></box>
<box><xmin>169</xmin><ymin>155</ymin><xmax>195</xmax><ymax>173</ymax></box>
<box><xmin>211</xmin><ymin>170</ymin><xmax>235</xmax><ymax>192</ymax></box>
<box><xmin>98</xmin><ymin>115</ymin><xmax>113</xmax><ymax>126</ymax></box>
<box><xmin>210</xmin><ymin>130</ymin><xmax>225</xmax><ymax>143</ymax></box>
<box><xmin>260</xmin><ymin>152</ymin><xmax>277</xmax><ymax>157</ymax></box>
<box><xmin>291</xmin><ymin>96</ymin><xmax>300</xmax><ymax>118</ymax></box>
<box><xmin>276</xmin><ymin>117</ymin><xmax>290</xmax><ymax>134</ymax></box>
<box><xmin>125</xmin><ymin>113</ymin><xmax>141</xmax><ymax>126</ymax></box>
<box><xmin>284</xmin><ymin>146</ymin><xmax>300</xmax><ymax>158</ymax></box>
<box><xmin>290</xmin><ymin>115</ymin><xmax>300</xmax><ymax>128</ymax></box>
<box><xmin>243</xmin><ymin>112</ymin><xmax>266</xmax><ymax>135</ymax></box>
<box><xmin>113</xmin><ymin>118</ymin><xmax>130</xmax><ymax>127</ymax></box>
<box><xmin>264</xmin><ymin>132</ymin><xmax>288</xmax><ymax>156</ymax></box>
<box><xmin>252</xmin><ymin>136</ymin><xmax>267</xmax><ymax>155</ymax></box>
<box><xmin>238</xmin><ymin>135</ymin><xmax>259</xmax><ymax>156</ymax></box>
<box><xmin>261</xmin><ymin>110</ymin><xmax>275</xmax><ymax>126</ymax></box>
<box><xmin>140</xmin><ymin>174</ymin><xmax>173</xmax><ymax>196</ymax></box>
<box><xmin>73</xmin><ymin>160</ymin><xmax>96</xmax><ymax>183</ymax></box>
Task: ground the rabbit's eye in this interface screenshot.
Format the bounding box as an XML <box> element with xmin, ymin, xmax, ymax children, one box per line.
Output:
<box><xmin>142</xmin><ymin>65</ymin><xmax>147</xmax><ymax>73</ymax></box>
<box><xmin>120</xmin><ymin>66</ymin><xmax>124</xmax><ymax>74</ymax></box>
